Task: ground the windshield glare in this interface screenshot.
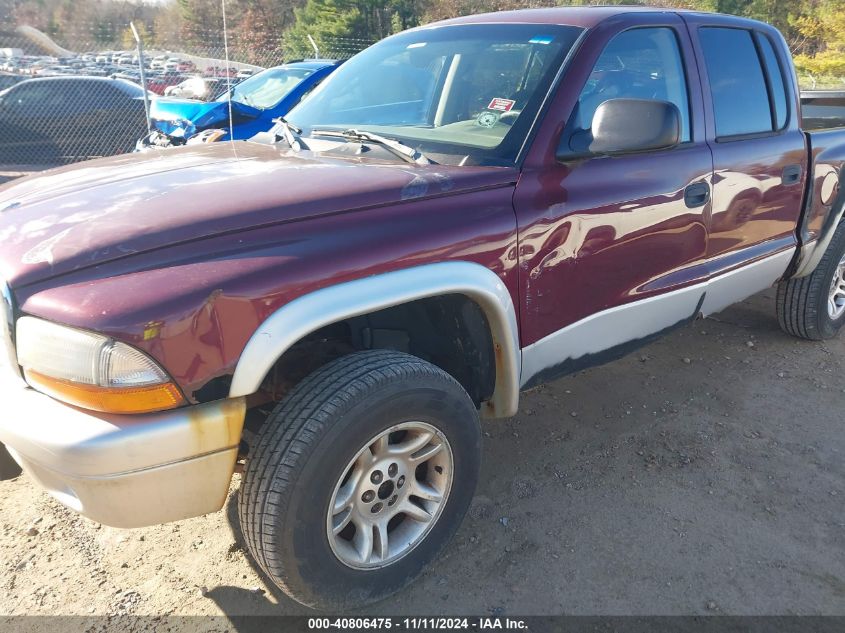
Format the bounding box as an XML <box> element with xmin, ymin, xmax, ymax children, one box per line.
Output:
<box><xmin>288</xmin><ymin>24</ymin><xmax>582</xmax><ymax>165</ymax></box>
<box><xmin>224</xmin><ymin>67</ymin><xmax>313</xmax><ymax>109</ymax></box>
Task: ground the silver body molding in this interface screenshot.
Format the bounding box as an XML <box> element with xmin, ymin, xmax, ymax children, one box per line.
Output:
<box><xmin>229</xmin><ymin>262</ymin><xmax>522</xmax><ymax>418</ymax></box>
<box><xmin>520</xmin><ymin>249</ymin><xmax>795</xmax><ymax>388</ymax></box>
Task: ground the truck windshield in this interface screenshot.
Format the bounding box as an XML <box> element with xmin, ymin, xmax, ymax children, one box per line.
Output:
<box><xmin>287</xmin><ymin>24</ymin><xmax>583</xmax><ymax>166</ymax></box>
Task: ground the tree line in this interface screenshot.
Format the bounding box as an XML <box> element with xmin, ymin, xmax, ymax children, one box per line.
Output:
<box><xmin>2</xmin><ymin>0</ymin><xmax>844</xmax><ymax>85</ymax></box>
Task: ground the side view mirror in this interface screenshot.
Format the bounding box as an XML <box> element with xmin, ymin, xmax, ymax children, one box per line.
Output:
<box><xmin>559</xmin><ymin>98</ymin><xmax>681</xmax><ymax>160</ymax></box>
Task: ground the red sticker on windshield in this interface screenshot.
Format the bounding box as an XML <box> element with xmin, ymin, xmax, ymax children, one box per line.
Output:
<box><xmin>487</xmin><ymin>98</ymin><xmax>516</xmax><ymax>112</ymax></box>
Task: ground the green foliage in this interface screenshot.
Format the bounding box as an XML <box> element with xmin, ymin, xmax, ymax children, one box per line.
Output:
<box><xmin>790</xmin><ymin>0</ymin><xmax>845</xmax><ymax>87</ymax></box>
<box><xmin>285</xmin><ymin>0</ymin><xmax>361</xmax><ymax>57</ymax></box>
<box><xmin>283</xmin><ymin>0</ymin><xmax>423</xmax><ymax>57</ymax></box>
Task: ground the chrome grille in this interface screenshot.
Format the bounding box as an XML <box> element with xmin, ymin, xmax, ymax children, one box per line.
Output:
<box><xmin>0</xmin><ymin>279</ymin><xmax>21</xmax><ymax>380</ymax></box>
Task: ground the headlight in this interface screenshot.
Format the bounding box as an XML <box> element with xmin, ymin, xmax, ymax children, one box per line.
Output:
<box><xmin>16</xmin><ymin>317</ymin><xmax>185</xmax><ymax>414</ymax></box>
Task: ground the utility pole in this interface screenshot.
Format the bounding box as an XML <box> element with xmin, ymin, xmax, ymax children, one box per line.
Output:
<box><xmin>130</xmin><ymin>22</ymin><xmax>152</xmax><ymax>134</ymax></box>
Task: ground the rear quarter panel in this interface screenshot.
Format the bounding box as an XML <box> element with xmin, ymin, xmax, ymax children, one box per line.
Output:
<box><xmin>801</xmin><ymin>129</ymin><xmax>845</xmax><ymax>245</ymax></box>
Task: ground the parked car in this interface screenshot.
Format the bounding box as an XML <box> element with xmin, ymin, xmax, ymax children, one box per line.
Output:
<box><xmin>84</xmin><ymin>66</ymin><xmax>109</xmax><ymax>77</ymax></box>
<box><xmin>164</xmin><ymin>58</ymin><xmax>195</xmax><ymax>73</ymax></box>
<box><xmin>204</xmin><ymin>65</ymin><xmax>239</xmax><ymax>78</ymax></box>
<box><xmin>163</xmin><ymin>76</ymin><xmax>227</xmax><ymax>100</ymax></box>
<box><xmin>150</xmin><ymin>55</ymin><xmax>169</xmax><ymax>70</ymax></box>
<box><xmin>2</xmin><ymin>6</ymin><xmax>845</xmax><ymax>611</ymax></box>
<box><xmin>0</xmin><ymin>76</ymin><xmax>148</xmax><ymax>164</ymax></box>
<box><xmin>145</xmin><ymin>71</ymin><xmax>187</xmax><ymax>96</ymax></box>
<box><xmin>110</xmin><ymin>70</ymin><xmax>144</xmax><ymax>86</ymax></box>
<box><xmin>138</xmin><ymin>60</ymin><xmax>339</xmax><ymax>148</ymax></box>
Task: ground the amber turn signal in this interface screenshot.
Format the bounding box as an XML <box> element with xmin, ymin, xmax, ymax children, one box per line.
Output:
<box><xmin>25</xmin><ymin>370</ymin><xmax>186</xmax><ymax>414</ymax></box>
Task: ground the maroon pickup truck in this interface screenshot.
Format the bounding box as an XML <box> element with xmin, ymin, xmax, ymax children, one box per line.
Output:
<box><xmin>1</xmin><ymin>7</ymin><xmax>844</xmax><ymax>609</ymax></box>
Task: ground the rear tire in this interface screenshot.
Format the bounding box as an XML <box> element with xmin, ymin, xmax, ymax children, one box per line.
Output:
<box><xmin>238</xmin><ymin>350</ymin><xmax>481</xmax><ymax>609</ymax></box>
<box><xmin>777</xmin><ymin>220</ymin><xmax>845</xmax><ymax>340</ymax></box>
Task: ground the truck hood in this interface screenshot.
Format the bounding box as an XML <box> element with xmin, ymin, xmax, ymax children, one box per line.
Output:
<box><xmin>149</xmin><ymin>98</ymin><xmax>261</xmax><ymax>138</ymax></box>
<box><xmin>0</xmin><ymin>142</ymin><xmax>515</xmax><ymax>288</ymax></box>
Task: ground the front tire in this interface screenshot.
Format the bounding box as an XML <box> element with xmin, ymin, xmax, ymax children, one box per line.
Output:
<box><xmin>777</xmin><ymin>220</ymin><xmax>845</xmax><ymax>340</ymax></box>
<box><xmin>238</xmin><ymin>350</ymin><xmax>481</xmax><ymax>609</ymax></box>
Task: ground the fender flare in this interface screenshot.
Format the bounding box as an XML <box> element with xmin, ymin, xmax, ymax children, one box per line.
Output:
<box><xmin>228</xmin><ymin>262</ymin><xmax>521</xmax><ymax>418</ymax></box>
<box><xmin>793</xmin><ymin>168</ymin><xmax>845</xmax><ymax>278</ymax></box>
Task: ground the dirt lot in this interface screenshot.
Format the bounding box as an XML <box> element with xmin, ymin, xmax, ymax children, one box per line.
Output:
<box><xmin>1</xmin><ymin>291</ymin><xmax>843</xmax><ymax>622</ymax></box>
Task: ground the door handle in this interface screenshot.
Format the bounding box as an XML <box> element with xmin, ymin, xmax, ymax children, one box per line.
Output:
<box><xmin>782</xmin><ymin>164</ymin><xmax>802</xmax><ymax>185</ymax></box>
<box><xmin>684</xmin><ymin>182</ymin><xmax>710</xmax><ymax>208</ymax></box>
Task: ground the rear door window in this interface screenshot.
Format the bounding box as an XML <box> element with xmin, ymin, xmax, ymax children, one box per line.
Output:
<box><xmin>698</xmin><ymin>27</ymin><xmax>773</xmax><ymax>138</ymax></box>
<box><xmin>757</xmin><ymin>34</ymin><xmax>788</xmax><ymax>130</ymax></box>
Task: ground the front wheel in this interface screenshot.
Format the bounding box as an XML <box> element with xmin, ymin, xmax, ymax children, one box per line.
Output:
<box><xmin>238</xmin><ymin>350</ymin><xmax>481</xmax><ymax>609</ymax></box>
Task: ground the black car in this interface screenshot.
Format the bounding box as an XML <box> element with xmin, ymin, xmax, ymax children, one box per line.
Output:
<box><xmin>0</xmin><ymin>73</ymin><xmax>24</xmax><ymax>92</ymax></box>
<box><xmin>0</xmin><ymin>76</ymin><xmax>148</xmax><ymax>164</ymax></box>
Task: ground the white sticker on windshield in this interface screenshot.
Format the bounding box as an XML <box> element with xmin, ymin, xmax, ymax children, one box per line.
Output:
<box><xmin>529</xmin><ymin>36</ymin><xmax>554</xmax><ymax>45</ymax></box>
<box><xmin>487</xmin><ymin>98</ymin><xmax>516</xmax><ymax>113</ymax></box>
<box><xmin>477</xmin><ymin>111</ymin><xmax>500</xmax><ymax>128</ymax></box>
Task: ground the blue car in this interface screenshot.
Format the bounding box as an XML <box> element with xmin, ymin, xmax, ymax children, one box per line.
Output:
<box><xmin>138</xmin><ymin>60</ymin><xmax>340</xmax><ymax>149</ymax></box>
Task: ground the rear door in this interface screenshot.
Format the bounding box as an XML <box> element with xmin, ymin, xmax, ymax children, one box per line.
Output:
<box><xmin>684</xmin><ymin>15</ymin><xmax>807</xmax><ymax>311</ymax></box>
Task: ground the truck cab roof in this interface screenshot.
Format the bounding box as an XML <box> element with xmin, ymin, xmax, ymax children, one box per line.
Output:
<box><xmin>431</xmin><ymin>6</ymin><xmax>771</xmax><ymax>30</ymax></box>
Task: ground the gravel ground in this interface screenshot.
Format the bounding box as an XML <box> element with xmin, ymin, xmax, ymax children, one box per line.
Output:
<box><xmin>1</xmin><ymin>291</ymin><xmax>843</xmax><ymax>623</ymax></box>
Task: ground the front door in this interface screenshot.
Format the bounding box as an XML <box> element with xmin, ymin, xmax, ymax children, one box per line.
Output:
<box><xmin>514</xmin><ymin>16</ymin><xmax>714</xmax><ymax>387</ymax></box>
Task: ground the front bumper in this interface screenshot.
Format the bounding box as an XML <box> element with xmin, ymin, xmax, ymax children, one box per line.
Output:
<box><xmin>0</xmin><ymin>380</ymin><xmax>246</xmax><ymax>528</ymax></box>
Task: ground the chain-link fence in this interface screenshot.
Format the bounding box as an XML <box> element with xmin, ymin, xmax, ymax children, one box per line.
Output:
<box><xmin>0</xmin><ymin>17</ymin><xmax>372</xmax><ymax>167</ymax></box>
<box><xmin>3</xmin><ymin>5</ymin><xmax>844</xmax><ymax>170</ymax></box>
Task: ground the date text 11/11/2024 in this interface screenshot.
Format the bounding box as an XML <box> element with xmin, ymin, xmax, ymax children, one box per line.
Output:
<box><xmin>307</xmin><ymin>617</ymin><xmax>529</xmax><ymax>630</ymax></box>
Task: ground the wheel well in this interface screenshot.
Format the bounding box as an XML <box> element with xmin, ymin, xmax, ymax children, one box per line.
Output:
<box><xmin>256</xmin><ymin>294</ymin><xmax>496</xmax><ymax>408</ymax></box>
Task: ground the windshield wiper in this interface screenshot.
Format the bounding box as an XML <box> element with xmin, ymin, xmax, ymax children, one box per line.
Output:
<box><xmin>311</xmin><ymin>128</ymin><xmax>432</xmax><ymax>165</ymax></box>
<box><xmin>272</xmin><ymin>117</ymin><xmax>306</xmax><ymax>150</ymax></box>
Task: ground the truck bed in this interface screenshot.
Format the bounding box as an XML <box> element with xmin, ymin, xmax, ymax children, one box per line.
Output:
<box><xmin>801</xmin><ymin>91</ymin><xmax>845</xmax><ymax>131</ymax></box>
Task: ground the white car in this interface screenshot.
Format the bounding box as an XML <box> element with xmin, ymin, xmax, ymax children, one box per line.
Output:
<box><xmin>163</xmin><ymin>76</ymin><xmax>216</xmax><ymax>100</ymax></box>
